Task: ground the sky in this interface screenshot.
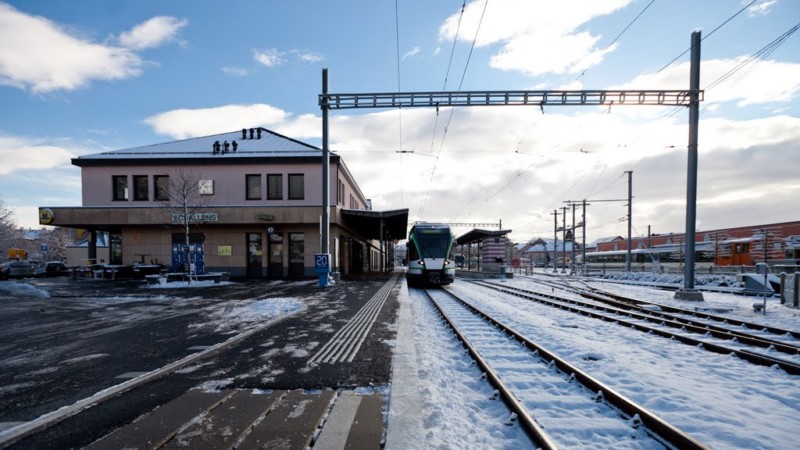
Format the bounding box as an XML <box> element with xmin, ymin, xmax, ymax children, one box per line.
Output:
<box><xmin>0</xmin><ymin>0</ymin><xmax>799</xmax><ymax>244</ymax></box>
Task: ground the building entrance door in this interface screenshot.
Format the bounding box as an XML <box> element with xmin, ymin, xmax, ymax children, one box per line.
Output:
<box><xmin>289</xmin><ymin>232</ymin><xmax>304</xmax><ymax>279</ymax></box>
<box><xmin>351</xmin><ymin>241</ymin><xmax>364</xmax><ymax>274</ymax></box>
<box><xmin>247</xmin><ymin>233</ymin><xmax>263</xmax><ymax>278</ymax></box>
<box><xmin>268</xmin><ymin>233</ymin><xmax>283</xmax><ymax>278</ymax></box>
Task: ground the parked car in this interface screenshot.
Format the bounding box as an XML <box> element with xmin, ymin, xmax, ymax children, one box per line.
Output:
<box><xmin>34</xmin><ymin>261</ymin><xmax>71</xmax><ymax>278</ymax></box>
<box><xmin>2</xmin><ymin>260</ymin><xmax>35</xmax><ymax>279</ymax></box>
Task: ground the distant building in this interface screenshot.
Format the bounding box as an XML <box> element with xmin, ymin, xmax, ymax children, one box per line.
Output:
<box><xmin>586</xmin><ymin>221</ymin><xmax>800</xmax><ymax>268</ymax></box>
<box><xmin>38</xmin><ymin>127</ymin><xmax>407</xmax><ymax>278</ymax></box>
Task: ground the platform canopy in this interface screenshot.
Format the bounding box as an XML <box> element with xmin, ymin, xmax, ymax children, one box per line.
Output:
<box><xmin>341</xmin><ymin>209</ymin><xmax>409</xmax><ymax>241</ymax></box>
<box><xmin>455</xmin><ymin>228</ymin><xmax>512</xmax><ymax>246</ymax></box>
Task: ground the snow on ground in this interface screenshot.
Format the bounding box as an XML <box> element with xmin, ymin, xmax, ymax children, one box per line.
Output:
<box><xmin>389</xmin><ymin>271</ymin><xmax>800</xmax><ymax>449</ymax></box>
<box><xmin>0</xmin><ymin>280</ymin><xmax>50</xmax><ymax>298</ymax></box>
<box><xmin>193</xmin><ymin>297</ymin><xmax>304</xmax><ymax>334</ymax></box>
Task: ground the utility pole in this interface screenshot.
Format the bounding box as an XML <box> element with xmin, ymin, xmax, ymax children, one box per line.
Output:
<box><xmin>561</xmin><ymin>207</ymin><xmax>568</xmax><ymax>273</ymax></box>
<box><xmin>675</xmin><ymin>31</ymin><xmax>704</xmax><ymax>301</ymax></box>
<box><xmin>551</xmin><ymin>210</ymin><xmax>558</xmax><ymax>273</ymax></box>
<box><xmin>581</xmin><ymin>200</ymin><xmax>587</xmax><ymax>276</ymax></box>
<box><xmin>571</xmin><ymin>203</ymin><xmax>576</xmax><ymax>274</ymax></box>
<box><xmin>625</xmin><ymin>170</ymin><xmax>633</xmax><ymax>272</ymax></box>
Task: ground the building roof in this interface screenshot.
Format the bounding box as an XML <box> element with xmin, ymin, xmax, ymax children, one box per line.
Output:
<box><xmin>455</xmin><ymin>229</ymin><xmax>512</xmax><ymax>246</ymax></box>
<box><xmin>72</xmin><ymin>127</ymin><xmax>332</xmax><ymax>166</ymax></box>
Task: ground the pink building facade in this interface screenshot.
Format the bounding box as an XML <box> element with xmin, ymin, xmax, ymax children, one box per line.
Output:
<box><xmin>38</xmin><ymin>127</ymin><xmax>407</xmax><ymax>278</ymax></box>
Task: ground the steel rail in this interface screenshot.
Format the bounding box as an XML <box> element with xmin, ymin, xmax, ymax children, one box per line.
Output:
<box><xmin>471</xmin><ymin>280</ymin><xmax>800</xmax><ymax>375</ymax></box>
<box><xmin>576</xmin><ymin>281</ymin><xmax>800</xmax><ymax>340</ymax></box>
<box><xmin>489</xmin><ymin>280</ymin><xmax>800</xmax><ymax>356</ymax></box>
<box><xmin>421</xmin><ymin>289</ymin><xmax>559</xmax><ymax>450</ymax></box>
<box><xmin>428</xmin><ymin>288</ymin><xmax>708</xmax><ymax>450</ymax></box>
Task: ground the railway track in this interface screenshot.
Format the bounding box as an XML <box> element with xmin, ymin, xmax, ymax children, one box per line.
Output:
<box><xmin>421</xmin><ymin>287</ymin><xmax>708</xmax><ymax>450</ymax></box>
<box><xmin>471</xmin><ymin>279</ymin><xmax>800</xmax><ymax>375</ymax></box>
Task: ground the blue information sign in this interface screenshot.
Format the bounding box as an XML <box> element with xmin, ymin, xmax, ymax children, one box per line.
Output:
<box><xmin>315</xmin><ymin>253</ymin><xmax>331</xmax><ymax>287</ymax></box>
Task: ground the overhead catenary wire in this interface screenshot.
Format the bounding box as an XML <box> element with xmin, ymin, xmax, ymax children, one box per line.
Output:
<box><xmin>656</xmin><ymin>0</ymin><xmax>758</xmax><ymax>74</ymax></box>
<box><xmin>419</xmin><ymin>0</ymin><xmax>489</xmax><ymax>217</ymax></box>
<box><xmin>394</xmin><ymin>0</ymin><xmax>404</xmax><ymax>207</ymax></box>
<box><xmin>661</xmin><ymin>18</ymin><xmax>800</xmax><ymax>120</ymax></box>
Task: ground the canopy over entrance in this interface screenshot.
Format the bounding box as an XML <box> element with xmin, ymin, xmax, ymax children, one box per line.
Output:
<box><xmin>341</xmin><ymin>209</ymin><xmax>409</xmax><ymax>241</ymax></box>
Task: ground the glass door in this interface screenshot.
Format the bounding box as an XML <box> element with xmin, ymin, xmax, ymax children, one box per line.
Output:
<box><xmin>247</xmin><ymin>233</ymin><xmax>263</xmax><ymax>278</ymax></box>
<box><xmin>268</xmin><ymin>232</ymin><xmax>284</xmax><ymax>278</ymax></box>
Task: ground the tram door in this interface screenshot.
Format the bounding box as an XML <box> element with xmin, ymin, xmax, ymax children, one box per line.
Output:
<box><xmin>268</xmin><ymin>233</ymin><xmax>284</xmax><ymax>278</ymax></box>
<box><xmin>246</xmin><ymin>233</ymin><xmax>263</xmax><ymax>278</ymax></box>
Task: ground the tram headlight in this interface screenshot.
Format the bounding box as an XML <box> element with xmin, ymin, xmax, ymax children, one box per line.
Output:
<box><xmin>444</xmin><ymin>259</ymin><xmax>452</xmax><ymax>266</ymax></box>
<box><xmin>418</xmin><ymin>260</ymin><xmax>425</xmax><ymax>266</ymax></box>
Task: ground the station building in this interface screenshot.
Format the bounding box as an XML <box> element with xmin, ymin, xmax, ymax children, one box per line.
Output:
<box><xmin>37</xmin><ymin>127</ymin><xmax>407</xmax><ymax>279</ymax></box>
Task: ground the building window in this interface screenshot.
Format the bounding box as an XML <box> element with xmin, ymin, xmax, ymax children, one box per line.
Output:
<box><xmin>133</xmin><ymin>175</ymin><xmax>148</xmax><ymax>201</ymax></box>
<box><xmin>267</xmin><ymin>174</ymin><xmax>283</xmax><ymax>200</ymax></box>
<box><xmin>338</xmin><ymin>179</ymin><xmax>344</xmax><ymax>205</ymax></box>
<box><xmin>288</xmin><ymin>174</ymin><xmax>304</xmax><ymax>200</ymax></box>
<box><xmin>154</xmin><ymin>175</ymin><xmax>169</xmax><ymax>201</ymax></box>
<box><xmin>113</xmin><ymin>175</ymin><xmax>128</xmax><ymax>201</ymax></box>
<box><xmin>246</xmin><ymin>174</ymin><xmax>262</xmax><ymax>200</ymax></box>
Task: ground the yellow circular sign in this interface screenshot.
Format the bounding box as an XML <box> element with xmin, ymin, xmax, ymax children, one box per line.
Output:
<box><xmin>39</xmin><ymin>208</ymin><xmax>54</xmax><ymax>225</ymax></box>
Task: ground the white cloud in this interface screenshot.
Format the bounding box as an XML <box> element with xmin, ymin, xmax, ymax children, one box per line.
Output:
<box><xmin>221</xmin><ymin>66</ymin><xmax>249</xmax><ymax>77</ymax></box>
<box><xmin>294</xmin><ymin>51</ymin><xmax>324</xmax><ymax>63</ymax></box>
<box><xmin>142</xmin><ymin>104</ymin><xmax>319</xmax><ymax>139</ymax></box>
<box><xmin>402</xmin><ymin>46</ymin><xmax>421</xmax><ymax>60</ymax></box>
<box><xmin>118</xmin><ymin>16</ymin><xmax>188</xmax><ymax>50</ymax></box>
<box><xmin>0</xmin><ymin>3</ymin><xmax>143</xmax><ymax>93</ymax></box>
<box><xmin>438</xmin><ymin>0</ymin><xmax>631</xmax><ymax>76</ymax></box>
<box><xmin>614</xmin><ymin>57</ymin><xmax>800</xmax><ymax>107</ymax></box>
<box><xmin>0</xmin><ymin>135</ymin><xmax>78</xmax><ymax>175</ymax></box>
<box><xmin>747</xmin><ymin>0</ymin><xmax>777</xmax><ymax>17</ymax></box>
<box><xmin>253</xmin><ymin>48</ymin><xmax>284</xmax><ymax>67</ymax></box>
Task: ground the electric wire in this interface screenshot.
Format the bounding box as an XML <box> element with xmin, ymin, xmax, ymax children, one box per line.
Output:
<box><xmin>419</xmin><ymin>0</ymin><xmax>488</xmax><ymax>217</ymax></box>
<box><xmin>661</xmin><ymin>18</ymin><xmax>800</xmax><ymax>120</ymax></box>
<box><xmin>394</xmin><ymin>0</ymin><xmax>404</xmax><ymax>207</ymax></box>
<box><xmin>656</xmin><ymin>0</ymin><xmax>757</xmax><ymax>73</ymax></box>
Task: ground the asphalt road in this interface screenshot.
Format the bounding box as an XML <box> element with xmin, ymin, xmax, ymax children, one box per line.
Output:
<box><xmin>0</xmin><ymin>274</ymin><xmax>399</xmax><ymax>449</ymax></box>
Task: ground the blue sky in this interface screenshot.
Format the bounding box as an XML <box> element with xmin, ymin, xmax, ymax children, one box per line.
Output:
<box><xmin>1</xmin><ymin>0</ymin><xmax>799</xmax><ymax>242</ymax></box>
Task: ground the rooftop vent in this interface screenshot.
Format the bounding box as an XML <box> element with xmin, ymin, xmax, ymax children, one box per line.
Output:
<box><xmin>232</xmin><ymin>141</ymin><xmax>238</xmax><ymax>152</ymax></box>
<box><xmin>212</xmin><ymin>140</ymin><xmax>220</xmax><ymax>154</ymax></box>
<box><xmin>249</xmin><ymin>128</ymin><xmax>255</xmax><ymax>139</ymax></box>
<box><xmin>257</xmin><ymin>128</ymin><xmax>262</xmax><ymax>139</ymax></box>
<box><xmin>241</xmin><ymin>128</ymin><xmax>247</xmax><ymax>140</ymax></box>
<box><xmin>223</xmin><ymin>141</ymin><xmax>230</xmax><ymax>153</ymax></box>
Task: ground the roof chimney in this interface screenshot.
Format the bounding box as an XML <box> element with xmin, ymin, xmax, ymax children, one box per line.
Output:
<box><xmin>257</xmin><ymin>128</ymin><xmax>262</xmax><ymax>139</ymax></box>
<box><xmin>241</xmin><ymin>128</ymin><xmax>247</xmax><ymax>140</ymax></box>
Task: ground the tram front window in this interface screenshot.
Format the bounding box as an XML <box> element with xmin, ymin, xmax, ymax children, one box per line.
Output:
<box><xmin>418</xmin><ymin>231</ymin><xmax>450</xmax><ymax>258</ymax></box>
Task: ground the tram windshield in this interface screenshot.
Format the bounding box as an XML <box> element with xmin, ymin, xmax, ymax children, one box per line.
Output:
<box><xmin>417</xmin><ymin>230</ymin><xmax>451</xmax><ymax>259</ymax></box>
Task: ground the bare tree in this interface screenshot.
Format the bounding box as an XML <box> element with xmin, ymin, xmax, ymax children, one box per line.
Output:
<box><xmin>750</xmin><ymin>227</ymin><xmax>784</xmax><ymax>265</ymax></box>
<box><xmin>159</xmin><ymin>169</ymin><xmax>213</xmax><ymax>283</ymax></box>
<box><xmin>0</xmin><ymin>199</ymin><xmax>21</xmax><ymax>258</ymax></box>
<box><xmin>41</xmin><ymin>227</ymin><xmax>71</xmax><ymax>262</ymax></box>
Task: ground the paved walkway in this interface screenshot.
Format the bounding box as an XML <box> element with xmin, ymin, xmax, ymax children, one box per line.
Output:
<box><xmin>86</xmin><ymin>274</ymin><xmax>397</xmax><ymax>449</ymax></box>
<box><xmin>86</xmin><ymin>389</ymin><xmax>382</xmax><ymax>450</ymax></box>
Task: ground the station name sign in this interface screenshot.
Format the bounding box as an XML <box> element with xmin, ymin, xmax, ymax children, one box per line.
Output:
<box><xmin>172</xmin><ymin>213</ymin><xmax>219</xmax><ymax>223</ymax></box>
